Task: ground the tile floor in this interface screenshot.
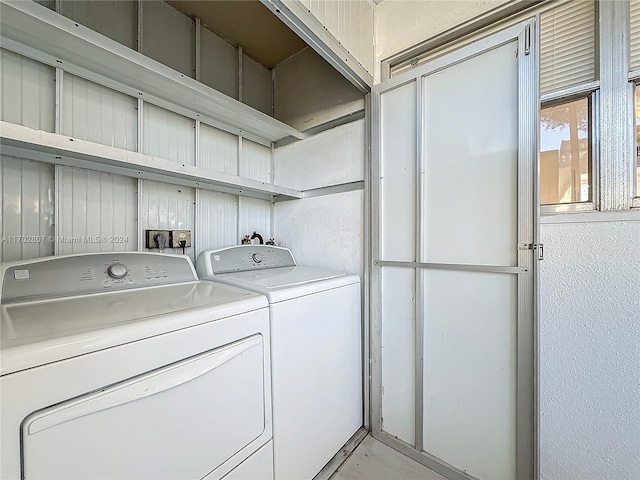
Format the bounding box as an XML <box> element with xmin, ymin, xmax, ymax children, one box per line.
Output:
<box><xmin>331</xmin><ymin>435</ymin><xmax>448</xmax><ymax>480</ymax></box>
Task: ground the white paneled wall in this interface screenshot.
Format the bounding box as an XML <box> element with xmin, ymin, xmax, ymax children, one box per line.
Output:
<box><xmin>0</xmin><ymin>154</ymin><xmax>274</xmax><ymax>262</ymax></box>
<box><xmin>0</xmin><ymin>48</ymin><xmax>276</xmax><ymax>264</ymax></box>
<box><xmin>196</xmin><ymin>190</ymin><xmax>238</xmax><ymax>254</ymax></box>
<box><xmin>34</xmin><ymin>0</ymin><xmax>54</xmax><ymax>10</ymax></box>
<box><xmin>141</xmin><ymin>0</ymin><xmax>195</xmax><ymax>78</ymax></box>
<box><xmin>242</xmin><ymin>53</ymin><xmax>273</xmax><ymax>115</ymax></box>
<box><xmin>143</xmin><ymin>103</ymin><xmax>195</xmax><ymax>165</ymax></box>
<box><xmin>299</xmin><ymin>0</ymin><xmax>374</xmax><ymax>74</ymax></box>
<box><xmin>239</xmin><ymin>197</ymin><xmax>272</xmax><ymax>243</ymax></box>
<box><xmin>241</xmin><ymin>139</ymin><xmax>271</xmax><ymax>183</ymax></box>
<box><xmin>60</xmin><ymin>0</ymin><xmax>138</xmax><ymax>50</ymax></box>
<box><xmin>140</xmin><ymin>180</ymin><xmax>196</xmax><ymax>260</ymax></box>
<box><xmin>62</xmin><ymin>73</ymin><xmax>137</xmax><ymax>151</ymax></box>
<box><xmin>200</xmin><ymin>26</ymin><xmax>238</xmax><ymax>99</ymax></box>
<box><xmin>200</xmin><ymin>123</ymin><xmax>239</xmax><ymax>175</ymax></box>
<box><xmin>0</xmin><ymin>156</ymin><xmax>55</xmax><ymax>262</ymax></box>
<box><xmin>56</xmin><ymin>166</ymin><xmax>137</xmax><ymax>254</ymax></box>
<box><xmin>0</xmin><ymin>49</ymin><xmax>55</xmax><ymax>132</ymax></box>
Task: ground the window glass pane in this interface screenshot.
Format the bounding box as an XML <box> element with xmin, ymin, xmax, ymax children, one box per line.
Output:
<box><xmin>540</xmin><ymin>98</ymin><xmax>590</xmax><ymax>204</ymax></box>
<box><xmin>636</xmin><ymin>86</ymin><xmax>640</xmax><ymax>195</ymax></box>
<box><xmin>540</xmin><ymin>0</ymin><xmax>596</xmax><ymax>95</ymax></box>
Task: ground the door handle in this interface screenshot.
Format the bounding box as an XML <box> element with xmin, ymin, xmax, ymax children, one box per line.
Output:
<box><xmin>25</xmin><ymin>335</ymin><xmax>262</xmax><ymax>435</ymax></box>
<box><xmin>517</xmin><ymin>243</ymin><xmax>544</xmax><ymax>261</ymax></box>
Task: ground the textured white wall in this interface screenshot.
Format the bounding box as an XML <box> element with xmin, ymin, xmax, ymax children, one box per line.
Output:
<box><xmin>274</xmin><ymin>190</ymin><xmax>364</xmax><ymax>277</ymax></box>
<box><xmin>274</xmin><ymin>119</ymin><xmax>364</xmax><ymax>190</ymax></box>
<box><xmin>539</xmin><ymin>218</ymin><xmax>640</xmax><ymax>480</ymax></box>
<box><xmin>374</xmin><ymin>0</ymin><xmax>510</xmax><ymax>82</ymax></box>
<box><xmin>273</xmin><ymin>120</ymin><xmax>365</xmax><ymax>276</ymax></box>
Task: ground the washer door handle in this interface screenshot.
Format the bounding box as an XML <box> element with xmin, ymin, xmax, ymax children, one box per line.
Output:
<box><xmin>25</xmin><ymin>335</ymin><xmax>262</xmax><ymax>435</ymax></box>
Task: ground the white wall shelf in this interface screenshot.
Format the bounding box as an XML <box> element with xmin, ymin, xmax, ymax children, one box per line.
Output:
<box><xmin>1</xmin><ymin>122</ymin><xmax>302</xmax><ymax>202</ymax></box>
<box><xmin>0</xmin><ymin>0</ymin><xmax>304</xmax><ymax>147</ymax></box>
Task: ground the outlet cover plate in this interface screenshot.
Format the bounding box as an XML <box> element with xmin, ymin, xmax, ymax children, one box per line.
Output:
<box><xmin>146</xmin><ymin>230</ymin><xmax>170</xmax><ymax>249</ymax></box>
<box><xmin>170</xmin><ymin>230</ymin><xmax>192</xmax><ymax>248</ymax></box>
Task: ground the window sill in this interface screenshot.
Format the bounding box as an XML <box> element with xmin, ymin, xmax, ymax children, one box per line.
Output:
<box><xmin>540</xmin><ymin>202</ymin><xmax>595</xmax><ymax>216</ymax></box>
<box><xmin>540</xmin><ymin>209</ymin><xmax>640</xmax><ymax>224</ymax></box>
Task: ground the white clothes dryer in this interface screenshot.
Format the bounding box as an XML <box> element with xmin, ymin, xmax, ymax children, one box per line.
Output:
<box><xmin>197</xmin><ymin>245</ymin><xmax>363</xmax><ymax>480</ymax></box>
<box><xmin>0</xmin><ymin>252</ymin><xmax>273</xmax><ymax>480</ymax></box>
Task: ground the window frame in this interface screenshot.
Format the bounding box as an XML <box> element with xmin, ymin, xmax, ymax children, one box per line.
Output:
<box><xmin>540</xmin><ymin>86</ymin><xmax>599</xmax><ymax>214</ymax></box>
<box><xmin>630</xmin><ymin>80</ymin><xmax>640</xmax><ymax>206</ymax></box>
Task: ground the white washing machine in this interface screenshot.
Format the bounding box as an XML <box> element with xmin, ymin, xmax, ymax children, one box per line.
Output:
<box><xmin>0</xmin><ymin>252</ymin><xmax>274</xmax><ymax>480</ymax></box>
<box><xmin>196</xmin><ymin>245</ymin><xmax>363</xmax><ymax>480</ymax></box>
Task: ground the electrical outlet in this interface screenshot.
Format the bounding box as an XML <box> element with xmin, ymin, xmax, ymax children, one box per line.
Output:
<box><xmin>146</xmin><ymin>230</ymin><xmax>170</xmax><ymax>249</ymax></box>
<box><xmin>170</xmin><ymin>230</ymin><xmax>191</xmax><ymax>248</ymax></box>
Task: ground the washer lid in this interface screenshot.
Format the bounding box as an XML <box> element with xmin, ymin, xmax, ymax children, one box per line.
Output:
<box><xmin>0</xmin><ymin>281</ymin><xmax>267</xmax><ymax>376</ymax></box>
<box><xmin>204</xmin><ymin>266</ymin><xmax>360</xmax><ymax>303</ymax></box>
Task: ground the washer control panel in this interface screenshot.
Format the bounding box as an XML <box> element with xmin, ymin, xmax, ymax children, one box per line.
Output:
<box><xmin>200</xmin><ymin>245</ymin><xmax>296</xmax><ymax>275</ymax></box>
<box><xmin>1</xmin><ymin>253</ymin><xmax>197</xmax><ymax>304</ymax></box>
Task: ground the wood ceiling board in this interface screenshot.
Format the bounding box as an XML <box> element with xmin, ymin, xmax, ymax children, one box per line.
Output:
<box><xmin>167</xmin><ymin>0</ymin><xmax>308</xmax><ymax>68</ymax></box>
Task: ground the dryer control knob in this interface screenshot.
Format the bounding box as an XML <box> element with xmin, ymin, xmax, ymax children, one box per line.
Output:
<box><xmin>107</xmin><ymin>263</ymin><xmax>128</xmax><ymax>279</ymax></box>
<box><xmin>252</xmin><ymin>253</ymin><xmax>264</xmax><ymax>263</ymax></box>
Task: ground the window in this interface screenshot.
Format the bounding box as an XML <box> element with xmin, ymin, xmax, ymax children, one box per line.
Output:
<box><xmin>540</xmin><ymin>97</ymin><xmax>591</xmax><ymax>204</ymax></box>
<box><xmin>539</xmin><ymin>0</ymin><xmax>597</xmax><ymax>208</ymax></box>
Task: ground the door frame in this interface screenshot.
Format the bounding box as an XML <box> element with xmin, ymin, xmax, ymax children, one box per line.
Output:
<box><xmin>370</xmin><ymin>18</ymin><xmax>539</xmax><ymax>480</ymax></box>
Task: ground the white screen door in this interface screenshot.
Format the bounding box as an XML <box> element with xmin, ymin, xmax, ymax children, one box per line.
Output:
<box><xmin>372</xmin><ymin>21</ymin><xmax>537</xmax><ymax>480</ymax></box>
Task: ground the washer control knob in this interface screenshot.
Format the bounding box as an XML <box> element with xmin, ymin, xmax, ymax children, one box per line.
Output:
<box><xmin>252</xmin><ymin>253</ymin><xmax>264</xmax><ymax>264</ymax></box>
<box><xmin>107</xmin><ymin>263</ymin><xmax>128</xmax><ymax>279</ymax></box>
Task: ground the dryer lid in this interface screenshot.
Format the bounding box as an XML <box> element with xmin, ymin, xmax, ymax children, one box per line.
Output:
<box><xmin>0</xmin><ymin>281</ymin><xmax>267</xmax><ymax>376</ymax></box>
